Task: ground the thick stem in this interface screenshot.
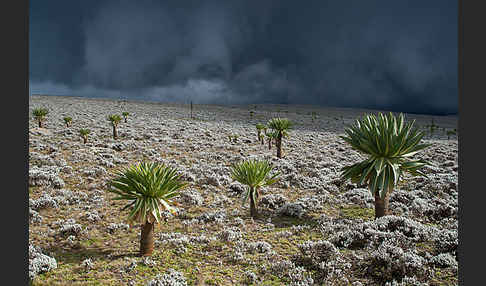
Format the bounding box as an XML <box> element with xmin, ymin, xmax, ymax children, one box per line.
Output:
<box><xmin>83</xmin><ymin>137</ymin><xmax>87</xmax><ymax>144</ymax></box>
<box><xmin>268</xmin><ymin>139</ymin><xmax>272</xmax><ymax>149</ymax></box>
<box><xmin>374</xmin><ymin>189</ymin><xmax>391</xmax><ymax>219</ymax></box>
<box><xmin>38</xmin><ymin>120</ymin><xmax>42</xmax><ymax>128</ymax></box>
<box><xmin>140</xmin><ymin>222</ymin><xmax>155</xmax><ymax>256</ymax></box>
<box><xmin>276</xmin><ymin>133</ymin><xmax>283</xmax><ymax>158</ymax></box>
<box><xmin>113</xmin><ymin>125</ymin><xmax>118</xmax><ymax>139</ymax></box>
<box><xmin>249</xmin><ymin>188</ymin><xmax>258</xmax><ymax>218</ymax></box>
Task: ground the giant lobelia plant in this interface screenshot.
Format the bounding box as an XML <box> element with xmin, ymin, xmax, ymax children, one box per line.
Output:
<box><xmin>340</xmin><ymin>112</ymin><xmax>430</xmax><ymax>218</ymax></box>
<box><xmin>230</xmin><ymin>159</ymin><xmax>280</xmax><ymax>218</ymax></box>
<box><xmin>108</xmin><ymin>162</ymin><xmax>187</xmax><ymax>256</ymax></box>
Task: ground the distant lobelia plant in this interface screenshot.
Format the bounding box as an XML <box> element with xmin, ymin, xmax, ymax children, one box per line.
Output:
<box><xmin>79</xmin><ymin>128</ymin><xmax>90</xmax><ymax>144</ymax></box>
<box><xmin>259</xmin><ymin>133</ymin><xmax>265</xmax><ymax>145</ymax></box>
<box><xmin>266</xmin><ymin>130</ymin><xmax>277</xmax><ymax>150</ymax></box>
<box><xmin>63</xmin><ymin>116</ymin><xmax>72</xmax><ymax>128</ymax></box>
<box><xmin>108</xmin><ymin>162</ymin><xmax>186</xmax><ymax>256</ymax></box>
<box><xmin>108</xmin><ymin>114</ymin><xmax>122</xmax><ymax>139</ymax></box>
<box><xmin>122</xmin><ymin>112</ymin><xmax>129</xmax><ymax>123</ymax></box>
<box><xmin>267</xmin><ymin>118</ymin><xmax>292</xmax><ymax>158</ymax></box>
<box><xmin>340</xmin><ymin>112</ymin><xmax>430</xmax><ymax>219</ymax></box>
<box><xmin>256</xmin><ymin>123</ymin><xmax>266</xmax><ymax>144</ymax></box>
<box><xmin>230</xmin><ymin>159</ymin><xmax>280</xmax><ymax>218</ymax></box>
<box><xmin>32</xmin><ymin>107</ymin><xmax>48</xmax><ymax>128</ymax></box>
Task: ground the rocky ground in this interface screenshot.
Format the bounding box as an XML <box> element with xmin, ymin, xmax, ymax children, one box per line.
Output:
<box><xmin>28</xmin><ymin>95</ymin><xmax>458</xmax><ymax>285</ymax></box>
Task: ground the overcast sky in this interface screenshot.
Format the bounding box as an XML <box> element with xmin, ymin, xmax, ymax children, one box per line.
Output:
<box><xmin>29</xmin><ymin>0</ymin><xmax>457</xmax><ymax>115</ymax></box>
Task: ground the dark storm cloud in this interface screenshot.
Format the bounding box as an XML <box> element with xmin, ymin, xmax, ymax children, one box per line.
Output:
<box><xmin>29</xmin><ymin>0</ymin><xmax>457</xmax><ymax>114</ymax></box>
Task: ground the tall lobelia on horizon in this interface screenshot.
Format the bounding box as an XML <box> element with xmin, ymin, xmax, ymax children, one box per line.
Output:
<box><xmin>340</xmin><ymin>112</ymin><xmax>430</xmax><ymax>219</ymax></box>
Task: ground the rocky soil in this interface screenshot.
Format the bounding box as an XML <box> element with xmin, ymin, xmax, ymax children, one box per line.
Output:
<box><xmin>29</xmin><ymin>95</ymin><xmax>458</xmax><ymax>285</ymax></box>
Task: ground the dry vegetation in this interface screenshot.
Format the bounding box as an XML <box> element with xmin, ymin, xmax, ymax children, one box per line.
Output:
<box><xmin>29</xmin><ymin>95</ymin><xmax>458</xmax><ymax>285</ymax></box>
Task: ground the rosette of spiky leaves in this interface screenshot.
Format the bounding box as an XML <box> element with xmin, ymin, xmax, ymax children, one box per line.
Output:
<box><xmin>63</xmin><ymin>116</ymin><xmax>72</xmax><ymax>125</ymax></box>
<box><xmin>267</xmin><ymin>118</ymin><xmax>292</xmax><ymax>137</ymax></box>
<box><xmin>230</xmin><ymin>159</ymin><xmax>280</xmax><ymax>205</ymax></box>
<box><xmin>79</xmin><ymin>128</ymin><xmax>90</xmax><ymax>136</ymax></box>
<box><xmin>266</xmin><ymin>130</ymin><xmax>278</xmax><ymax>139</ymax></box>
<box><xmin>32</xmin><ymin>108</ymin><xmax>48</xmax><ymax>121</ymax></box>
<box><xmin>256</xmin><ymin>123</ymin><xmax>266</xmax><ymax>132</ymax></box>
<box><xmin>340</xmin><ymin>112</ymin><xmax>430</xmax><ymax>198</ymax></box>
<box><xmin>122</xmin><ymin>112</ymin><xmax>129</xmax><ymax>117</ymax></box>
<box><xmin>108</xmin><ymin>162</ymin><xmax>187</xmax><ymax>225</ymax></box>
<box><xmin>108</xmin><ymin>114</ymin><xmax>122</xmax><ymax>126</ymax></box>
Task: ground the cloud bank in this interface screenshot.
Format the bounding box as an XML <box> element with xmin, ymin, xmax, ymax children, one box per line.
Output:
<box><xmin>29</xmin><ymin>0</ymin><xmax>457</xmax><ymax>115</ymax></box>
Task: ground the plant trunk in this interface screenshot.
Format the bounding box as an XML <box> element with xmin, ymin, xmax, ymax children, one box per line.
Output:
<box><xmin>374</xmin><ymin>189</ymin><xmax>391</xmax><ymax>219</ymax></box>
<box><xmin>140</xmin><ymin>222</ymin><xmax>155</xmax><ymax>256</ymax></box>
<box><xmin>276</xmin><ymin>133</ymin><xmax>283</xmax><ymax>158</ymax></box>
<box><xmin>257</xmin><ymin>131</ymin><xmax>260</xmax><ymax>141</ymax></box>
<box><xmin>38</xmin><ymin>120</ymin><xmax>42</xmax><ymax>128</ymax></box>
<box><xmin>249</xmin><ymin>188</ymin><xmax>258</xmax><ymax>218</ymax></box>
<box><xmin>113</xmin><ymin>125</ymin><xmax>118</xmax><ymax>139</ymax></box>
<box><xmin>83</xmin><ymin>137</ymin><xmax>87</xmax><ymax>144</ymax></box>
<box><xmin>124</xmin><ymin>118</ymin><xmax>127</xmax><ymax>123</ymax></box>
<box><xmin>268</xmin><ymin>139</ymin><xmax>272</xmax><ymax>149</ymax></box>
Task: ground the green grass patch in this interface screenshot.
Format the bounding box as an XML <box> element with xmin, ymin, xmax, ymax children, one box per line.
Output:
<box><xmin>340</xmin><ymin>206</ymin><xmax>374</xmax><ymax>220</ymax></box>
